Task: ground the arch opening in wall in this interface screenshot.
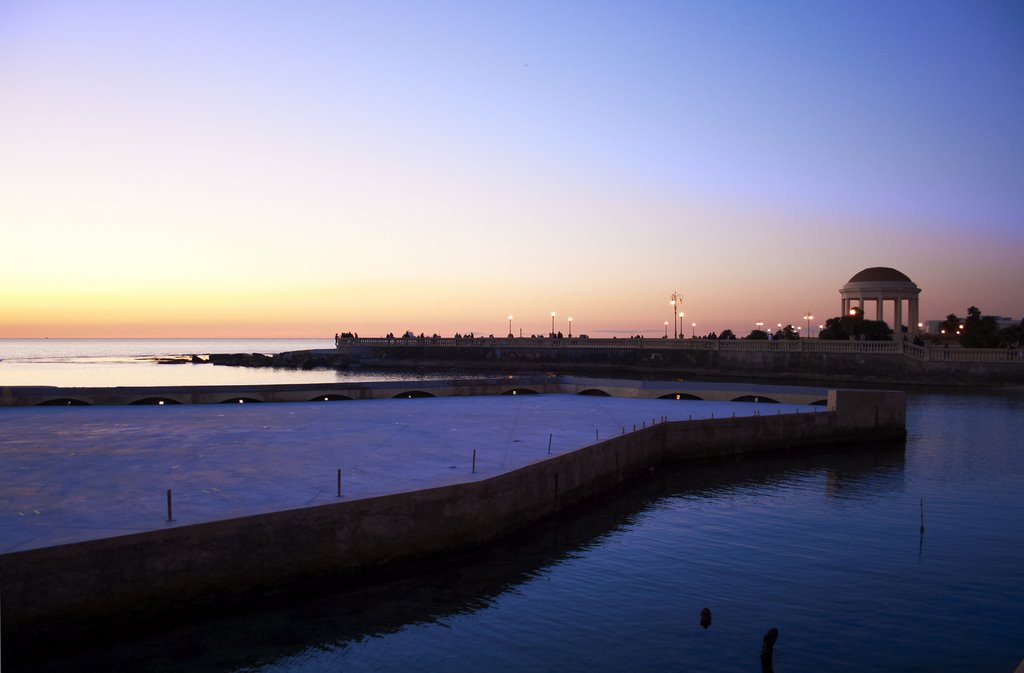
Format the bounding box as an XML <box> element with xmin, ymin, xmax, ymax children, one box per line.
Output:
<box><xmin>36</xmin><ymin>398</ymin><xmax>91</xmax><ymax>406</ymax></box>
<box><xmin>311</xmin><ymin>394</ymin><xmax>353</xmax><ymax>401</ymax></box>
<box><xmin>658</xmin><ymin>393</ymin><xmax>703</xmax><ymax>401</ymax></box>
<box><xmin>220</xmin><ymin>397</ymin><xmax>263</xmax><ymax>404</ymax></box>
<box><xmin>130</xmin><ymin>398</ymin><xmax>182</xmax><ymax>405</ymax></box>
<box><xmin>578</xmin><ymin>389</ymin><xmax>611</xmax><ymax>397</ymax></box>
<box><xmin>810</xmin><ymin>399</ymin><xmax>828</xmax><ymax>406</ymax></box>
<box><xmin>394</xmin><ymin>391</ymin><xmax>434</xmax><ymax>398</ymax></box>
<box><xmin>502</xmin><ymin>388</ymin><xmax>538</xmax><ymax>395</ymax></box>
<box><xmin>731</xmin><ymin>395</ymin><xmax>779</xmax><ymax>403</ymax></box>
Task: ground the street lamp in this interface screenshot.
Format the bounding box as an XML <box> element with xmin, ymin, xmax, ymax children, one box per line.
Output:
<box><xmin>678</xmin><ymin>312</ymin><xmax>685</xmax><ymax>339</ymax></box>
<box><xmin>691</xmin><ymin>322</ymin><xmax>696</xmax><ymax>338</ymax></box>
<box><xmin>568</xmin><ymin>316</ymin><xmax>573</xmax><ymax>338</ymax></box>
<box><xmin>670</xmin><ymin>292</ymin><xmax>683</xmax><ymax>339</ymax></box>
<box><xmin>803</xmin><ymin>312</ymin><xmax>814</xmax><ymax>337</ymax></box>
<box><xmin>664</xmin><ymin>321</ymin><xmax>669</xmax><ymax>338</ymax></box>
<box><xmin>756</xmin><ymin>321</ymin><xmax>764</xmax><ymax>335</ymax></box>
<box><xmin>508</xmin><ymin>315</ymin><xmax>513</xmax><ymax>338</ymax></box>
<box><xmin>551</xmin><ymin>311</ymin><xmax>556</xmax><ymax>337</ymax></box>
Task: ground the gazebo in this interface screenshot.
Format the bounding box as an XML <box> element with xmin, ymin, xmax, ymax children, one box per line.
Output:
<box><xmin>840</xmin><ymin>267</ymin><xmax>921</xmax><ymax>337</ymax></box>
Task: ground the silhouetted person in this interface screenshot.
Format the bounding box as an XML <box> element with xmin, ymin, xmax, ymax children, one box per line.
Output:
<box><xmin>760</xmin><ymin>627</ymin><xmax>779</xmax><ymax>673</ymax></box>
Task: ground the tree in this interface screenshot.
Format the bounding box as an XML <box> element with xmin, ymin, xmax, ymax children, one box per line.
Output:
<box><xmin>719</xmin><ymin>329</ymin><xmax>736</xmax><ymax>340</ymax></box>
<box><xmin>939</xmin><ymin>313</ymin><xmax>961</xmax><ymax>338</ymax></box>
<box><xmin>818</xmin><ymin>307</ymin><xmax>892</xmax><ymax>341</ymax></box>
<box><xmin>961</xmin><ymin>306</ymin><xmax>1000</xmax><ymax>348</ymax></box>
<box><xmin>745</xmin><ymin>329</ymin><xmax>769</xmax><ymax>340</ymax></box>
<box><xmin>999</xmin><ymin>320</ymin><xmax>1024</xmax><ymax>348</ymax></box>
<box><xmin>818</xmin><ymin>316</ymin><xmax>848</xmax><ymax>340</ymax></box>
<box><xmin>775</xmin><ymin>324</ymin><xmax>800</xmax><ymax>340</ymax></box>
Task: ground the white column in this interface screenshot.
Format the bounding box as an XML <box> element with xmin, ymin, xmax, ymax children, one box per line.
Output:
<box><xmin>876</xmin><ymin>296</ymin><xmax>884</xmax><ymax>321</ymax></box>
<box><xmin>894</xmin><ymin>298</ymin><xmax>903</xmax><ymax>337</ymax></box>
<box><xmin>909</xmin><ymin>298</ymin><xmax>919</xmax><ymax>336</ymax></box>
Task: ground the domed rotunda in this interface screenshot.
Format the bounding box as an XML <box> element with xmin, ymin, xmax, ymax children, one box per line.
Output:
<box><xmin>840</xmin><ymin>267</ymin><xmax>921</xmax><ymax>336</ymax></box>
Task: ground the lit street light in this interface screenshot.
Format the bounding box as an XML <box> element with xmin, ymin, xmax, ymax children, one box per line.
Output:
<box><xmin>568</xmin><ymin>316</ymin><xmax>573</xmax><ymax>338</ymax></box>
<box><xmin>691</xmin><ymin>322</ymin><xmax>696</xmax><ymax>338</ymax></box>
<box><xmin>508</xmin><ymin>315</ymin><xmax>513</xmax><ymax>338</ymax></box>
<box><xmin>664</xmin><ymin>321</ymin><xmax>669</xmax><ymax>338</ymax></box>
<box><xmin>803</xmin><ymin>312</ymin><xmax>814</xmax><ymax>338</ymax></box>
<box><xmin>678</xmin><ymin>312</ymin><xmax>685</xmax><ymax>339</ymax></box>
<box><xmin>551</xmin><ymin>311</ymin><xmax>556</xmax><ymax>337</ymax></box>
<box><xmin>670</xmin><ymin>292</ymin><xmax>683</xmax><ymax>339</ymax></box>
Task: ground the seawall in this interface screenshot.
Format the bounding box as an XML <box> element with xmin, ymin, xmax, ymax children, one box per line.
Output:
<box><xmin>0</xmin><ymin>388</ymin><xmax>904</xmax><ymax>644</ymax></box>
<box><xmin>311</xmin><ymin>338</ymin><xmax>1024</xmax><ymax>386</ymax></box>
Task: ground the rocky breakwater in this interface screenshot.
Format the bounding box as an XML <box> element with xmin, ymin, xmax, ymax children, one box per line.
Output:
<box><xmin>209</xmin><ymin>350</ymin><xmax>345</xmax><ymax>370</ymax></box>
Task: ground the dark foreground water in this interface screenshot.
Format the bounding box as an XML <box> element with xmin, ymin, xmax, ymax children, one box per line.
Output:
<box><xmin>11</xmin><ymin>391</ymin><xmax>1024</xmax><ymax>673</ymax></box>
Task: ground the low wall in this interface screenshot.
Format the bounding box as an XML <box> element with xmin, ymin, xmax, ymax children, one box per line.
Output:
<box><xmin>0</xmin><ymin>389</ymin><xmax>905</xmax><ymax>644</ymax></box>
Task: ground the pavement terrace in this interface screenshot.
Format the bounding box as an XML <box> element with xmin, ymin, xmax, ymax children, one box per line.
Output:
<box><xmin>0</xmin><ymin>394</ymin><xmax>819</xmax><ymax>554</ymax></box>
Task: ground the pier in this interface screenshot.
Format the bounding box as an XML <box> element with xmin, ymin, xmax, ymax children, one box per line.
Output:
<box><xmin>0</xmin><ymin>381</ymin><xmax>905</xmax><ymax>646</ymax></box>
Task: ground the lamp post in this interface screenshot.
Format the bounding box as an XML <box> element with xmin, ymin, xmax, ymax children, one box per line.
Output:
<box><xmin>678</xmin><ymin>312</ymin><xmax>685</xmax><ymax>339</ymax></box>
<box><xmin>551</xmin><ymin>311</ymin><xmax>556</xmax><ymax>337</ymax></box>
<box><xmin>803</xmin><ymin>312</ymin><xmax>814</xmax><ymax>338</ymax></box>
<box><xmin>691</xmin><ymin>322</ymin><xmax>696</xmax><ymax>338</ymax></box>
<box><xmin>508</xmin><ymin>315</ymin><xmax>513</xmax><ymax>338</ymax></box>
<box><xmin>670</xmin><ymin>292</ymin><xmax>683</xmax><ymax>339</ymax></box>
<box><xmin>756</xmin><ymin>321</ymin><xmax>764</xmax><ymax>336</ymax></box>
<box><xmin>568</xmin><ymin>316</ymin><xmax>573</xmax><ymax>338</ymax></box>
<box><xmin>664</xmin><ymin>321</ymin><xmax>669</xmax><ymax>338</ymax></box>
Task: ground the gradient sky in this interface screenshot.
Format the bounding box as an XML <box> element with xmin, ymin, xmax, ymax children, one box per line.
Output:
<box><xmin>2</xmin><ymin>1</ymin><xmax>1022</xmax><ymax>338</ymax></box>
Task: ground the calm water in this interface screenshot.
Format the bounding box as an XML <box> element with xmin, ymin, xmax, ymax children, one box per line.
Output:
<box><xmin>0</xmin><ymin>339</ymin><xmax>460</xmax><ymax>387</ymax></box>
<box><xmin>5</xmin><ymin>342</ymin><xmax>1024</xmax><ymax>672</ymax></box>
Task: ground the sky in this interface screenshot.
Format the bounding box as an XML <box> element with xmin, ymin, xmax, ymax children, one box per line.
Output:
<box><xmin>1</xmin><ymin>1</ymin><xmax>1022</xmax><ymax>338</ymax></box>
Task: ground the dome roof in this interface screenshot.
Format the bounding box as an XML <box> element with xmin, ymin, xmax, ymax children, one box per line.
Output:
<box><xmin>847</xmin><ymin>267</ymin><xmax>914</xmax><ymax>284</ymax></box>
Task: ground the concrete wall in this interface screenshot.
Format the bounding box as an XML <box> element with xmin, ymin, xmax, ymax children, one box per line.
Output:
<box><xmin>0</xmin><ymin>389</ymin><xmax>905</xmax><ymax>643</ymax></box>
<box><xmin>0</xmin><ymin>376</ymin><xmax>829</xmax><ymax>407</ymax></box>
<box><xmin>330</xmin><ymin>343</ymin><xmax>1024</xmax><ymax>386</ymax></box>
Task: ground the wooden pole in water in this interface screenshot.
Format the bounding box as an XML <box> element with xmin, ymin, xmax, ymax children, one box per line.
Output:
<box><xmin>337</xmin><ymin>468</ymin><xmax>342</xmax><ymax>497</ymax></box>
<box><xmin>920</xmin><ymin>497</ymin><xmax>925</xmax><ymax>532</ymax></box>
<box><xmin>548</xmin><ymin>433</ymin><xmax>552</xmax><ymax>454</ymax></box>
<box><xmin>472</xmin><ymin>449</ymin><xmax>477</xmax><ymax>473</ymax></box>
<box><xmin>166</xmin><ymin>489</ymin><xmax>173</xmax><ymax>522</ymax></box>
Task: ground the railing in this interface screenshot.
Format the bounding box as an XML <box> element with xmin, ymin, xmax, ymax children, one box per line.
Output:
<box><xmin>336</xmin><ymin>337</ymin><xmax>1023</xmax><ymax>363</ymax></box>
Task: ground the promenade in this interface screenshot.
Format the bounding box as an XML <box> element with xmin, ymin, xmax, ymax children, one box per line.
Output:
<box><xmin>0</xmin><ymin>394</ymin><xmax>819</xmax><ymax>554</ymax></box>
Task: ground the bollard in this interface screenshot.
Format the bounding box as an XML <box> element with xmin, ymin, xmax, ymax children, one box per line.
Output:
<box><xmin>337</xmin><ymin>468</ymin><xmax>342</xmax><ymax>497</ymax></box>
<box><xmin>166</xmin><ymin>489</ymin><xmax>173</xmax><ymax>522</ymax></box>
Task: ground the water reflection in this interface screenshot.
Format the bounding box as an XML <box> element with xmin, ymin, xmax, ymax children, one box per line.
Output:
<box><xmin>12</xmin><ymin>442</ymin><xmax>906</xmax><ymax>673</ymax></box>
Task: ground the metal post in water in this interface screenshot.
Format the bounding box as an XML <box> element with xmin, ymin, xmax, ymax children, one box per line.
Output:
<box><xmin>166</xmin><ymin>489</ymin><xmax>173</xmax><ymax>522</ymax></box>
<box><xmin>472</xmin><ymin>449</ymin><xmax>477</xmax><ymax>473</ymax></box>
<box><xmin>548</xmin><ymin>433</ymin><xmax>552</xmax><ymax>454</ymax></box>
<box><xmin>337</xmin><ymin>468</ymin><xmax>342</xmax><ymax>497</ymax></box>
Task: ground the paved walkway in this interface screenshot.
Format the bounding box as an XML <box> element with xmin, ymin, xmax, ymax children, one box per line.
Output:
<box><xmin>0</xmin><ymin>394</ymin><xmax>817</xmax><ymax>553</ymax></box>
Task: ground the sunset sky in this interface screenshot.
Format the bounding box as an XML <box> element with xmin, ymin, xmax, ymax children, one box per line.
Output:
<box><xmin>2</xmin><ymin>1</ymin><xmax>1021</xmax><ymax>338</ymax></box>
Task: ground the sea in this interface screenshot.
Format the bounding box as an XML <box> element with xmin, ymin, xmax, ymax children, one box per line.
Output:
<box><xmin>3</xmin><ymin>339</ymin><xmax>1023</xmax><ymax>672</ymax></box>
<box><xmin>0</xmin><ymin>338</ymin><xmax>449</xmax><ymax>387</ymax></box>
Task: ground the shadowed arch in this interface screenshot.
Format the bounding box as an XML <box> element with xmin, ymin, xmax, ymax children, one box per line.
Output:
<box><xmin>658</xmin><ymin>393</ymin><xmax>703</xmax><ymax>401</ymax></box>
<box><xmin>578</xmin><ymin>389</ymin><xmax>611</xmax><ymax>397</ymax></box>
<box><xmin>731</xmin><ymin>395</ymin><xmax>779</xmax><ymax>403</ymax></box>
<box><xmin>310</xmin><ymin>394</ymin><xmax>353</xmax><ymax>401</ymax></box>
<box><xmin>219</xmin><ymin>397</ymin><xmax>263</xmax><ymax>404</ymax></box>
<box><xmin>394</xmin><ymin>391</ymin><xmax>434</xmax><ymax>398</ymax></box>
<box><xmin>36</xmin><ymin>398</ymin><xmax>91</xmax><ymax>406</ymax></box>
<box><xmin>810</xmin><ymin>399</ymin><xmax>828</xmax><ymax>406</ymax></box>
<box><xmin>502</xmin><ymin>388</ymin><xmax>538</xmax><ymax>395</ymax></box>
<box><xmin>130</xmin><ymin>398</ymin><xmax>182</xmax><ymax>405</ymax></box>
